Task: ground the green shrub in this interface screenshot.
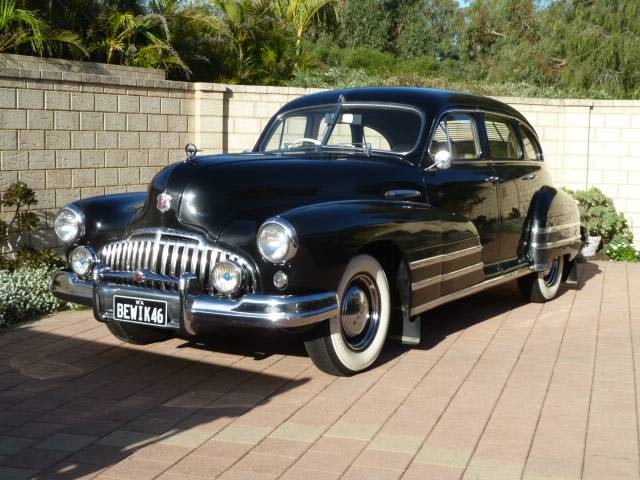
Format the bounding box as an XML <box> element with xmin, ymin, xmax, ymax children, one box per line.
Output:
<box><xmin>0</xmin><ymin>267</ymin><xmax>64</xmax><ymax>327</ymax></box>
<box><xmin>563</xmin><ymin>187</ymin><xmax>632</xmax><ymax>246</ymax></box>
<box><xmin>603</xmin><ymin>235</ymin><xmax>640</xmax><ymax>262</ymax></box>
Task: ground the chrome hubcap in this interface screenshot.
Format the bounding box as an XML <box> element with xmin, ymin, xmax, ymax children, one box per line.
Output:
<box><xmin>543</xmin><ymin>258</ymin><xmax>560</xmax><ymax>287</ymax></box>
<box><xmin>340</xmin><ymin>274</ymin><xmax>380</xmax><ymax>351</ymax></box>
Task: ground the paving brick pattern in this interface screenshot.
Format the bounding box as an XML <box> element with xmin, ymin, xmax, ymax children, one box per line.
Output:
<box><xmin>0</xmin><ymin>261</ymin><xmax>638</xmax><ymax>479</ymax></box>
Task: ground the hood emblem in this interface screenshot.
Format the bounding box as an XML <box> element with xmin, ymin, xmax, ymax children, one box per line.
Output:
<box><xmin>157</xmin><ymin>192</ymin><xmax>172</xmax><ymax>213</ymax></box>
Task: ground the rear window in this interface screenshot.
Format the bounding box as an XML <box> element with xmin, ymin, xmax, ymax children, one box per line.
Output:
<box><xmin>484</xmin><ymin>115</ymin><xmax>523</xmax><ymax>160</ymax></box>
<box><xmin>519</xmin><ymin>125</ymin><xmax>542</xmax><ymax>161</ymax></box>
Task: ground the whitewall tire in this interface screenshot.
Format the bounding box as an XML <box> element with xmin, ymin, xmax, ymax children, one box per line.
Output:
<box><xmin>305</xmin><ymin>254</ymin><xmax>391</xmax><ymax>375</ymax></box>
<box><xmin>518</xmin><ymin>255</ymin><xmax>564</xmax><ymax>303</ymax></box>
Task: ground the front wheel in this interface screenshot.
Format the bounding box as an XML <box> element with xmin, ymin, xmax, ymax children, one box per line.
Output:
<box><xmin>304</xmin><ymin>255</ymin><xmax>391</xmax><ymax>376</ymax></box>
<box><xmin>518</xmin><ymin>255</ymin><xmax>564</xmax><ymax>303</ymax></box>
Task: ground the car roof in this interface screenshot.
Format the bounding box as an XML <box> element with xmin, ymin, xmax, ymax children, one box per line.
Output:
<box><xmin>279</xmin><ymin>87</ymin><xmax>530</xmax><ymax>127</ymax></box>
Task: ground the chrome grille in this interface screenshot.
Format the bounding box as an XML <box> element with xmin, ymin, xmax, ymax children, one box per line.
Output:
<box><xmin>99</xmin><ymin>229</ymin><xmax>254</xmax><ymax>294</ymax></box>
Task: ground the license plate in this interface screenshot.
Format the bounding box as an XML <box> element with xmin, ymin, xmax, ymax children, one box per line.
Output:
<box><xmin>113</xmin><ymin>295</ymin><xmax>168</xmax><ymax>327</ymax></box>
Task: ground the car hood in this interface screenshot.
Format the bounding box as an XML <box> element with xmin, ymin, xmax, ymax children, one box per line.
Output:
<box><xmin>129</xmin><ymin>152</ymin><xmax>419</xmax><ymax>244</ymax></box>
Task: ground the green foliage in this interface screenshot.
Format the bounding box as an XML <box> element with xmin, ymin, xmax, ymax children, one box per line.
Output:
<box><xmin>88</xmin><ymin>9</ymin><xmax>191</xmax><ymax>76</ymax></box>
<box><xmin>0</xmin><ymin>266</ymin><xmax>64</xmax><ymax>326</ymax></box>
<box><xmin>1</xmin><ymin>181</ymin><xmax>40</xmax><ymax>259</ymax></box>
<box><xmin>0</xmin><ymin>0</ymin><xmax>86</xmax><ymax>56</ymax></box>
<box><xmin>563</xmin><ymin>187</ymin><xmax>632</xmax><ymax>246</ymax></box>
<box><xmin>563</xmin><ymin>1</ymin><xmax>640</xmax><ymax>98</ymax></box>
<box><xmin>603</xmin><ymin>234</ymin><xmax>640</xmax><ymax>262</ymax></box>
<box><xmin>7</xmin><ymin>0</ymin><xmax>640</xmax><ymax>97</ymax></box>
<box><xmin>0</xmin><ymin>247</ymin><xmax>66</xmax><ymax>271</ymax></box>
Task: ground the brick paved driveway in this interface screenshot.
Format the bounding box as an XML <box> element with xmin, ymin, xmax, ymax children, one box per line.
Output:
<box><xmin>0</xmin><ymin>261</ymin><xmax>637</xmax><ymax>480</ymax></box>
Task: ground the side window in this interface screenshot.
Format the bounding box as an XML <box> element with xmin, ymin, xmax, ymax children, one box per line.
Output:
<box><xmin>363</xmin><ymin>126</ymin><xmax>391</xmax><ymax>150</ymax></box>
<box><xmin>429</xmin><ymin>113</ymin><xmax>481</xmax><ymax>160</ymax></box>
<box><xmin>484</xmin><ymin>115</ymin><xmax>523</xmax><ymax>160</ymax></box>
<box><xmin>519</xmin><ymin>125</ymin><xmax>542</xmax><ymax>161</ymax></box>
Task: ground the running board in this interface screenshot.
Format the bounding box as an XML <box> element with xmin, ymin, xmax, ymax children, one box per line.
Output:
<box><xmin>410</xmin><ymin>267</ymin><xmax>533</xmax><ymax>317</ymax></box>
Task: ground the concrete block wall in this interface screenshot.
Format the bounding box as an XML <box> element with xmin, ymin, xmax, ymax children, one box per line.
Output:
<box><xmin>0</xmin><ymin>53</ymin><xmax>165</xmax><ymax>81</ymax></box>
<box><xmin>0</xmin><ymin>63</ymin><xmax>209</xmax><ymax>249</ymax></box>
<box><xmin>1</xmin><ymin>54</ymin><xmax>640</xmax><ymax>249</ymax></box>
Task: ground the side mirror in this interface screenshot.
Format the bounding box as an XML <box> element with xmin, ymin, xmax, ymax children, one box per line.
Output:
<box><xmin>427</xmin><ymin>150</ymin><xmax>452</xmax><ymax>172</ymax></box>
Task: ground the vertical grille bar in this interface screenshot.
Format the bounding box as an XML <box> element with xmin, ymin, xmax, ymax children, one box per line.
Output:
<box><xmin>169</xmin><ymin>243</ymin><xmax>179</xmax><ymax>277</ymax></box>
<box><xmin>181</xmin><ymin>246</ymin><xmax>191</xmax><ymax>275</ymax></box>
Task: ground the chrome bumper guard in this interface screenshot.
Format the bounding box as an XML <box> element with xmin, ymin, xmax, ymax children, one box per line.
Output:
<box><xmin>51</xmin><ymin>265</ymin><xmax>338</xmax><ymax>333</ymax></box>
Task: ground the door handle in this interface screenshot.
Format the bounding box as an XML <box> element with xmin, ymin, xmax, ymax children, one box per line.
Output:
<box><xmin>522</xmin><ymin>174</ymin><xmax>537</xmax><ymax>180</ymax></box>
<box><xmin>384</xmin><ymin>189</ymin><xmax>422</xmax><ymax>200</ymax></box>
<box><xmin>483</xmin><ymin>176</ymin><xmax>499</xmax><ymax>182</ymax></box>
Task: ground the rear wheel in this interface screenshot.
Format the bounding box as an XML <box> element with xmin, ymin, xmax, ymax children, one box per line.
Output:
<box><xmin>518</xmin><ymin>255</ymin><xmax>564</xmax><ymax>303</ymax></box>
<box><xmin>304</xmin><ymin>255</ymin><xmax>391</xmax><ymax>376</ymax></box>
<box><xmin>107</xmin><ymin>320</ymin><xmax>173</xmax><ymax>345</ymax></box>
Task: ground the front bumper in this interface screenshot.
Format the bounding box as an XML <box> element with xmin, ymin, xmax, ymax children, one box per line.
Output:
<box><xmin>51</xmin><ymin>266</ymin><xmax>338</xmax><ymax>333</ymax></box>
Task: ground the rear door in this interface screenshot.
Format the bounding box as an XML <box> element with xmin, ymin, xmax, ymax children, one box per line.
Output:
<box><xmin>481</xmin><ymin>114</ymin><xmax>528</xmax><ymax>269</ymax></box>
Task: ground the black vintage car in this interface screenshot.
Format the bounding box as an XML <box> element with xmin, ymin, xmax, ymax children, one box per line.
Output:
<box><xmin>52</xmin><ymin>87</ymin><xmax>583</xmax><ymax>375</ymax></box>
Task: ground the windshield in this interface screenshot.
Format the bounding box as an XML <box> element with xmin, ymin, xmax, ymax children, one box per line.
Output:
<box><xmin>259</xmin><ymin>103</ymin><xmax>423</xmax><ymax>155</ymax></box>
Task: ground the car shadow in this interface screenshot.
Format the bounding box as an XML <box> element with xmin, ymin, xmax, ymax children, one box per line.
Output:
<box><xmin>377</xmin><ymin>260</ymin><xmax>602</xmax><ymax>362</ymax></box>
<box><xmin>0</xmin><ymin>326</ymin><xmax>311</xmax><ymax>479</ymax></box>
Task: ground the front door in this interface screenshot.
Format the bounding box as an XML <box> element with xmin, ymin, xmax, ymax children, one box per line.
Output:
<box><xmin>426</xmin><ymin>112</ymin><xmax>500</xmax><ymax>275</ymax></box>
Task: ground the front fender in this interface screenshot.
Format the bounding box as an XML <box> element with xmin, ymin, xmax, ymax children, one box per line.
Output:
<box><xmin>273</xmin><ymin>200</ymin><xmax>446</xmax><ymax>294</ymax></box>
<box><xmin>69</xmin><ymin>192</ymin><xmax>147</xmax><ymax>250</ymax></box>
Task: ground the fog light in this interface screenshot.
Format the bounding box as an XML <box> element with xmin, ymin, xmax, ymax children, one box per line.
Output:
<box><xmin>69</xmin><ymin>246</ymin><xmax>97</xmax><ymax>277</ymax></box>
<box><xmin>212</xmin><ymin>261</ymin><xmax>243</xmax><ymax>295</ymax></box>
<box><xmin>273</xmin><ymin>271</ymin><xmax>288</xmax><ymax>289</ymax></box>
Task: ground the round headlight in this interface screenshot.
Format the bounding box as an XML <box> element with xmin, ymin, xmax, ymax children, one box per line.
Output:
<box><xmin>55</xmin><ymin>206</ymin><xmax>84</xmax><ymax>244</ymax></box>
<box><xmin>212</xmin><ymin>261</ymin><xmax>243</xmax><ymax>295</ymax></box>
<box><xmin>257</xmin><ymin>218</ymin><xmax>297</xmax><ymax>264</ymax></box>
<box><xmin>69</xmin><ymin>246</ymin><xmax>97</xmax><ymax>277</ymax></box>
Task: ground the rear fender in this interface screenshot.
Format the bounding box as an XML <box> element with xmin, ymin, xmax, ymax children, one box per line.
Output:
<box><xmin>525</xmin><ymin>186</ymin><xmax>582</xmax><ymax>271</ymax></box>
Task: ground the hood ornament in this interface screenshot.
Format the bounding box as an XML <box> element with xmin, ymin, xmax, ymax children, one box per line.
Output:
<box><xmin>157</xmin><ymin>192</ymin><xmax>172</xmax><ymax>213</ymax></box>
<box><xmin>185</xmin><ymin>143</ymin><xmax>201</xmax><ymax>163</ymax></box>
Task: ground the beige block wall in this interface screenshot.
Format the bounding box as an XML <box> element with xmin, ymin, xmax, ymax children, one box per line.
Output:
<box><xmin>1</xmin><ymin>54</ymin><xmax>640</xmax><ymax>249</ymax></box>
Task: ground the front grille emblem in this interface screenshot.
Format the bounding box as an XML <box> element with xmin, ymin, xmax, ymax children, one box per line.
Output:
<box><xmin>157</xmin><ymin>192</ymin><xmax>172</xmax><ymax>213</ymax></box>
<box><xmin>133</xmin><ymin>269</ymin><xmax>145</xmax><ymax>283</ymax></box>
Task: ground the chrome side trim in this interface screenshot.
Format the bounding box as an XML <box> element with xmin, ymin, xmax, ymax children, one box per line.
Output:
<box><xmin>410</xmin><ymin>267</ymin><xmax>532</xmax><ymax>316</ymax></box>
<box><xmin>531</xmin><ymin>222</ymin><xmax>581</xmax><ymax>234</ymax></box>
<box><xmin>530</xmin><ymin>235</ymin><xmax>582</xmax><ymax>249</ymax></box>
<box><xmin>410</xmin><ymin>244</ymin><xmax>482</xmax><ymax>270</ymax></box>
<box><xmin>411</xmin><ymin>261</ymin><xmax>484</xmax><ymax>291</ymax></box>
<box><xmin>442</xmin><ymin>262</ymin><xmax>483</xmax><ymax>281</ymax></box>
<box><xmin>411</xmin><ymin>275</ymin><xmax>441</xmax><ymax>292</ymax></box>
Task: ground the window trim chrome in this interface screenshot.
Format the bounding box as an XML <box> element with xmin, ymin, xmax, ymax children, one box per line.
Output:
<box><xmin>424</xmin><ymin>108</ymin><xmax>544</xmax><ymax>168</ymax></box>
<box><xmin>257</xmin><ymin>102</ymin><xmax>427</xmax><ymax>157</ymax></box>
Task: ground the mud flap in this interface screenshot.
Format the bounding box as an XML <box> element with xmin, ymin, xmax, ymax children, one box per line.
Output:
<box><xmin>565</xmin><ymin>259</ymin><xmax>579</xmax><ymax>285</ymax></box>
<box><xmin>391</xmin><ymin>261</ymin><xmax>421</xmax><ymax>345</ymax></box>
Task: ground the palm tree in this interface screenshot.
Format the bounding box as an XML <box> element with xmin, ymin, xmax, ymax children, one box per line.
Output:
<box><xmin>88</xmin><ymin>10</ymin><xmax>190</xmax><ymax>76</ymax></box>
<box><xmin>211</xmin><ymin>0</ymin><xmax>271</xmax><ymax>68</ymax></box>
<box><xmin>0</xmin><ymin>0</ymin><xmax>85</xmax><ymax>56</ymax></box>
<box><xmin>273</xmin><ymin>0</ymin><xmax>338</xmax><ymax>55</ymax></box>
